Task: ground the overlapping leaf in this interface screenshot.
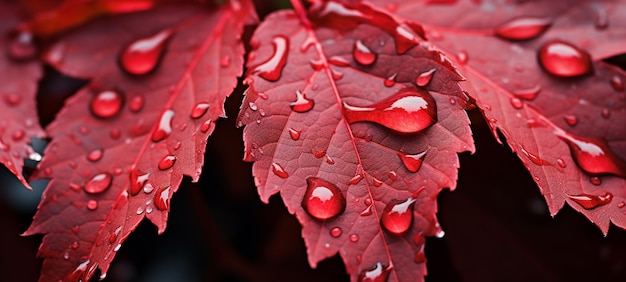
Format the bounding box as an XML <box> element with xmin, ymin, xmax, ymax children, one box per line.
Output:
<box><xmin>24</xmin><ymin>1</ymin><xmax>256</xmax><ymax>281</ymax></box>
<box><xmin>360</xmin><ymin>0</ymin><xmax>626</xmax><ymax>233</ymax></box>
<box><xmin>0</xmin><ymin>1</ymin><xmax>45</xmax><ymax>189</ymax></box>
<box><xmin>238</xmin><ymin>2</ymin><xmax>474</xmax><ymax>281</ymax></box>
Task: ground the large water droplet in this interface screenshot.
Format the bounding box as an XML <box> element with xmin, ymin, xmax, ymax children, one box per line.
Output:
<box><xmin>158</xmin><ymin>155</ymin><xmax>176</xmax><ymax>170</ymax></box>
<box><xmin>119</xmin><ymin>29</ymin><xmax>173</xmax><ymax>75</ymax></box>
<box><xmin>359</xmin><ymin>262</ymin><xmax>391</xmax><ymax>282</ymax></box>
<box><xmin>130</xmin><ymin>170</ymin><xmax>150</xmax><ymax>196</ymax></box>
<box><xmin>190</xmin><ymin>103</ymin><xmax>210</xmax><ymax>119</ymax></box>
<box><xmin>415</xmin><ymin>68</ymin><xmax>436</xmax><ymax>87</ymax></box>
<box><xmin>151</xmin><ymin>109</ymin><xmax>174</xmax><ymax>142</ymax></box>
<box><xmin>84</xmin><ymin>173</ymin><xmax>113</xmax><ymax>194</ymax></box>
<box><xmin>251</xmin><ymin>36</ymin><xmax>289</xmax><ymax>81</ymax></box>
<box><xmin>301</xmin><ymin>177</ymin><xmax>346</xmax><ymax>220</ymax></box>
<box><xmin>398</xmin><ymin>150</ymin><xmax>427</xmax><ymax>172</ymax></box>
<box><xmin>90</xmin><ymin>90</ymin><xmax>124</xmax><ymax>119</ymax></box>
<box><xmin>271</xmin><ymin>162</ymin><xmax>289</xmax><ymax>178</ymax></box>
<box><xmin>290</xmin><ymin>90</ymin><xmax>315</xmax><ymax>113</ymax></box>
<box><xmin>381</xmin><ymin>198</ymin><xmax>416</xmax><ymax>235</ymax></box>
<box><xmin>154</xmin><ymin>186</ymin><xmax>171</xmax><ymax>210</ymax></box>
<box><xmin>568</xmin><ymin>192</ymin><xmax>612</xmax><ymax>209</ymax></box>
<box><xmin>538</xmin><ymin>40</ymin><xmax>593</xmax><ymax>77</ymax></box>
<box><xmin>343</xmin><ymin>87</ymin><xmax>437</xmax><ymax>134</ymax></box>
<box><xmin>495</xmin><ymin>17</ymin><xmax>551</xmax><ymax>40</ymax></box>
<box><xmin>555</xmin><ymin>131</ymin><xmax>626</xmax><ymax>178</ymax></box>
<box><xmin>353</xmin><ymin>40</ymin><xmax>377</xmax><ymax>65</ymax></box>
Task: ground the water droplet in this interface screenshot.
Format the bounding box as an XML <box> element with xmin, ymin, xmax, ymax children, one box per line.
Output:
<box><xmin>618</xmin><ymin>202</ymin><xmax>625</xmax><ymax>209</ymax></box>
<box><xmin>387</xmin><ymin>171</ymin><xmax>398</xmax><ymax>181</ymax></box>
<box><xmin>119</xmin><ymin>29</ymin><xmax>173</xmax><ymax>75</ymax></box>
<box><xmin>329</xmin><ymin>56</ymin><xmax>350</xmax><ymax>67</ymax></box>
<box><xmin>456</xmin><ymin>51</ymin><xmax>468</xmax><ymax>65</ymax></box>
<box><xmin>359</xmin><ymin>262</ymin><xmax>391</xmax><ymax>282</ymax></box>
<box><xmin>251</xmin><ymin>36</ymin><xmax>289</xmax><ymax>81</ymax></box>
<box><xmin>90</xmin><ymin>90</ymin><xmax>124</xmax><ymax>119</ymax></box>
<box><xmin>353</xmin><ymin>40</ymin><xmax>377</xmax><ymax>65</ymax></box>
<box><xmin>7</xmin><ymin>30</ymin><xmax>37</xmax><ymax>61</ymax></box>
<box><xmin>288</xmin><ymin>128</ymin><xmax>301</xmax><ymax>140</ymax></box>
<box><xmin>84</xmin><ymin>173</ymin><xmax>113</xmax><ymax>194</ymax></box>
<box><xmin>381</xmin><ymin>198</ymin><xmax>416</xmax><ymax>235</ymax></box>
<box><xmin>349</xmin><ymin>234</ymin><xmax>359</xmax><ymax>242</ymax></box>
<box><xmin>310</xmin><ymin>58</ymin><xmax>324</xmax><ymax>71</ymax></box>
<box><xmin>11</xmin><ymin>130</ymin><xmax>25</xmax><ymax>141</ymax></box>
<box><xmin>415</xmin><ymin>68</ymin><xmax>436</xmax><ymax>87</ymax></box>
<box><xmin>110</xmin><ymin>129</ymin><xmax>121</xmax><ymax>139</ymax></box>
<box><xmin>114</xmin><ymin>244</ymin><xmax>121</xmax><ymax>252</ymax></box>
<box><xmin>520</xmin><ymin>147</ymin><xmax>545</xmax><ymax>166</ymax></box>
<box><xmin>63</xmin><ymin>252</ymin><xmax>70</xmax><ymax>260</ymax></box>
<box><xmin>494</xmin><ymin>17</ymin><xmax>551</xmax><ymax>40</ymax></box>
<box><xmin>538</xmin><ymin>40</ymin><xmax>593</xmax><ymax>77</ymax></box>
<box><xmin>568</xmin><ymin>192</ymin><xmax>612</xmax><ymax>209</ymax></box>
<box><xmin>87</xmin><ymin>200</ymin><xmax>98</xmax><ymax>211</ymax></box>
<box><xmin>154</xmin><ymin>186</ymin><xmax>171</xmax><ymax>210</ymax></box>
<box><xmin>564</xmin><ymin>115</ymin><xmax>578</xmax><ymax>126</ymax></box>
<box><xmin>610</xmin><ymin>76</ymin><xmax>624</xmax><ymax>92</ymax></box>
<box><xmin>601</xmin><ymin>108</ymin><xmax>611</xmax><ymax>119</ymax></box>
<box><xmin>398</xmin><ymin>150</ymin><xmax>427</xmax><ymax>173</ymax></box>
<box><xmin>129</xmin><ymin>95</ymin><xmax>144</xmax><ymax>112</ymax></box>
<box><xmin>271</xmin><ymin>162</ymin><xmax>289</xmax><ymax>178</ymax></box>
<box><xmin>513</xmin><ymin>85</ymin><xmax>541</xmax><ymax>100</ymax></box>
<box><xmin>136</xmin><ymin>207</ymin><xmax>144</xmax><ymax>215</ymax></box>
<box><xmin>343</xmin><ymin>87</ymin><xmax>437</xmax><ymax>134</ymax></box>
<box><xmin>594</xmin><ymin>8</ymin><xmax>608</xmax><ymax>30</ymax></box>
<box><xmin>200</xmin><ymin>120</ymin><xmax>213</xmax><ymax>133</ymax></box>
<box><xmin>190</xmin><ymin>103</ymin><xmax>210</xmax><ymax>119</ymax></box>
<box><xmin>330</xmin><ymin>227</ymin><xmax>342</xmax><ymax>237</ymax></box>
<box><xmin>143</xmin><ymin>183</ymin><xmax>154</xmax><ymax>194</ymax></box>
<box><xmin>325</xmin><ymin>155</ymin><xmax>335</xmax><ymax>164</ymax></box>
<box><xmin>151</xmin><ymin>109</ymin><xmax>174</xmax><ymax>142</ymax></box>
<box><xmin>508</xmin><ymin>97</ymin><xmax>523</xmax><ymax>109</ymax></box>
<box><xmin>4</xmin><ymin>93</ymin><xmax>21</xmax><ymax>106</ymax></box>
<box><xmin>360</xmin><ymin>205</ymin><xmax>373</xmax><ymax>216</ymax></box>
<box><xmin>158</xmin><ymin>155</ymin><xmax>176</xmax><ymax>170</ymax></box>
<box><xmin>220</xmin><ymin>55</ymin><xmax>231</xmax><ymax>67</ymax></box>
<box><xmin>290</xmin><ymin>90</ymin><xmax>315</xmax><ymax>113</ymax></box>
<box><xmin>301</xmin><ymin>177</ymin><xmax>346</xmax><ymax>220</ymax></box>
<box><xmin>590</xmin><ymin>176</ymin><xmax>602</xmax><ymax>186</ymax></box>
<box><xmin>555</xmin><ymin>131</ymin><xmax>626</xmax><ymax>178</ymax></box>
<box><xmin>130</xmin><ymin>170</ymin><xmax>150</xmax><ymax>196</ymax></box>
<box><xmin>87</xmin><ymin>148</ymin><xmax>104</xmax><ymax>162</ymax></box>
<box><xmin>384</xmin><ymin>73</ymin><xmax>397</xmax><ymax>87</ymax></box>
<box><xmin>556</xmin><ymin>158</ymin><xmax>567</xmax><ymax>168</ymax></box>
<box><xmin>372</xmin><ymin>178</ymin><xmax>383</xmax><ymax>187</ymax></box>
<box><xmin>349</xmin><ymin>174</ymin><xmax>363</xmax><ymax>185</ymax></box>
<box><xmin>71</xmin><ymin>241</ymin><xmax>79</xmax><ymax>249</ymax></box>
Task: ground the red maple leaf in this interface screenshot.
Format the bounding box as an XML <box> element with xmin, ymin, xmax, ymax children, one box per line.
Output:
<box><xmin>238</xmin><ymin>1</ymin><xmax>474</xmax><ymax>281</ymax></box>
<box><xmin>0</xmin><ymin>2</ymin><xmax>46</xmax><ymax>189</ymax></box>
<box><xmin>358</xmin><ymin>0</ymin><xmax>626</xmax><ymax>233</ymax></box>
<box><xmin>23</xmin><ymin>1</ymin><xmax>256</xmax><ymax>281</ymax></box>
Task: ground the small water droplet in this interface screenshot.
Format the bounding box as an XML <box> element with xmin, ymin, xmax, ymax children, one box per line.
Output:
<box><xmin>151</xmin><ymin>109</ymin><xmax>174</xmax><ymax>142</ymax></box>
<box><xmin>190</xmin><ymin>103</ymin><xmax>210</xmax><ymax>119</ymax></box>
<box><xmin>71</xmin><ymin>241</ymin><xmax>79</xmax><ymax>249</ymax></box>
<box><xmin>288</xmin><ymin>128</ymin><xmax>301</xmax><ymax>140</ymax></box>
<box><xmin>618</xmin><ymin>202</ymin><xmax>625</xmax><ymax>208</ymax></box>
<box><xmin>520</xmin><ymin>147</ymin><xmax>545</xmax><ymax>166</ymax></box>
<box><xmin>510</xmin><ymin>97</ymin><xmax>524</xmax><ymax>109</ymax></box>
<box><xmin>564</xmin><ymin>115</ymin><xmax>578</xmax><ymax>126</ymax></box>
<box><xmin>555</xmin><ymin>130</ymin><xmax>626</xmax><ymax>178</ymax></box>
<box><xmin>590</xmin><ymin>176</ymin><xmax>602</xmax><ymax>186</ymax></box>
<box><xmin>353</xmin><ymin>40</ymin><xmax>377</xmax><ymax>65</ymax></box>
<box><xmin>129</xmin><ymin>170</ymin><xmax>150</xmax><ymax>196</ymax></box>
<box><xmin>359</xmin><ymin>262</ymin><xmax>391</xmax><ymax>282</ymax></box>
<box><xmin>63</xmin><ymin>252</ymin><xmax>70</xmax><ymax>260</ymax></box>
<box><xmin>114</xmin><ymin>244</ymin><xmax>121</xmax><ymax>252</ymax></box>
<box><xmin>129</xmin><ymin>95</ymin><xmax>144</xmax><ymax>112</ymax></box>
<box><xmin>87</xmin><ymin>200</ymin><xmax>98</xmax><ymax>211</ymax></box>
<box><xmin>538</xmin><ymin>40</ymin><xmax>593</xmax><ymax>77</ymax></box>
<box><xmin>302</xmin><ymin>177</ymin><xmax>346</xmax><ymax>220</ymax></box>
<box><xmin>90</xmin><ymin>90</ymin><xmax>124</xmax><ymax>119</ymax></box>
<box><xmin>349</xmin><ymin>234</ymin><xmax>359</xmax><ymax>242</ymax></box>
<box><xmin>200</xmin><ymin>120</ymin><xmax>213</xmax><ymax>133</ymax></box>
<box><xmin>526</xmin><ymin>118</ymin><xmax>544</xmax><ymax>128</ymax></box>
<box><xmin>220</xmin><ymin>55</ymin><xmax>231</xmax><ymax>67</ymax></box>
<box><xmin>349</xmin><ymin>174</ymin><xmax>363</xmax><ymax>185</ymax></box>
<box><xmin>569</xmin><ymin>192</ymin><xmax>612</xmax><ymax>209</ymax></box>
<box><xmin>158</xmin><ymin>155</ymin><xmax>176</xmax><ymax>170</ymax></box>
<box><xmin>330</xmin><ymin>227</ymin><xmax>342</xmax><ymax>237</ymax></box>
<box><xmin>372</xmin><ymin>178</ymin><xmax>383</xmax><ymax>187</ymax></box>
<box><xmin>310</xmin><ymin>58</ymin><xmax>324</xmax><ymax>71</ymax></box>
<box><xmin>387</xmin><ymin>171</ymin><xmax>398</xmax><ymax>181</ymax></box>
<box><xmin>381</xmin><ymin>198</ymin><xmax>416</xmax><ymax>235</ymax></box>
<box><xmin>415</xmin><ymin>68</ymin><xmax>436</xmax><ymax>87</ymax></box>
<box><xmin>290</xmin><ymin>90</ymin><xmax>315</xmax><ymax>113</ymax></box>
<box><xmin>325</xmin><ymin>155</ymin><xmax>335</xmax><ymax>164</ymax></box>
<box><xmin>120</xmin><ymin>29</ymin><xmax>173</xmax><ymax>75</ymax></box>
<box><xmin>251</xmin><ymin>36</ymin><xmax>289</xmax><ymax>81</ymax></box>
<box><xmin>271</xmin><ymin>162</ymin><xmax>289</xmax><ymax>178</ymax></box>
<box><xmin>84</xmin><ymin>173</ymin><xmax>113</xmax><ymax>194</ymax></box>
<box><xmin>384</xmin><ymin>73</ymin><xmax>397</xmax><ymax>87</ymax></box>
<box><xmin>154</xmin><ymin>186</ymin><xmax>171</xmax><ymax>210</ymax></box>
<box><xmin>136</xmin><ymin>207</ymin><xmax>144</xmax><ymax>215</ymax></box>
<box><xmin>494</xmin><ymin>17</ymin><xmax>551</xmax><ymax>40</ymax></box>
<box><xmin>360</xmin><ymin>205</ymin><xmax>373</xmax><ymax>216</ymax></box>
<box><xmin>11</xmin><ymin>130</ymin><xmax>25</xmax><ymax>141</ymax></box>
<box><xmin>143</xmin><ymin>183</ymin><xmax>154</xmax><ymax>194</ymax></box>
<box><xmin>456</xmin><ymin>51</ymin><xmax>468</xmax><ymax>65</ymax></box>
<box><xmin>398</xmin><ymin>150</ymin><xmax>427</xmax><ymax>173</ymax></box>
<box><xmin>343</xmin><ymin>87</ymin><xmax>437</xmax><ymax>134</ymax></box>
<box><xmin>601</xmin><ymin>108</ymin><xmax>611</xmax><ymax>119</ymax></box>
<box><xmin>513</xmin><ymin>85</ymin><xmax>541</xmax><ymax>100</ymax></box>
<box><xmin>7</xmin><ymin>30</ymin><xmax>37</xmax><ymax>61</ymax></box>
<box><xmin>87</xmin><ymin>148</ymin><xmax>104</xmax><ymax>162</ymax></box>
<box><xmin>4</xmin><ymin>93</ymin><xmax>21</xmax><ymax>106</ymax></box>
<box><xmin>556</xmin><ymin>158</ymin><xmax>567</xmax><ymax>168</ymax></box>
<box><xmin>610</xmin><ymin>76</ymin><xmax>624</xmax><ymax>92</ymax></box>
<box><xmin>110</xmin><ymin>129</ymin><xmax>121</xmax><ymax>139</ymax></box>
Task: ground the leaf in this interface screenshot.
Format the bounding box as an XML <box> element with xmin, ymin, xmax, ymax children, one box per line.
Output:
<box><xmin>0</xmin><ymin>1</ymin><xmax>46</xmax><ymax>189</ymax></box>
<box><xmin>23</xmin><ymin>1</ymin><xmax>256</xmax><ymax>281</ymax></box>
<box><xmin>359</xmin><ymin>0</ymin><xmax>626</xmax><ymax>234</ymax></box>
<box><xmin>238</xmin><ymin>2</ymin><xmax>473</xmax><ymax>281</ymax></box>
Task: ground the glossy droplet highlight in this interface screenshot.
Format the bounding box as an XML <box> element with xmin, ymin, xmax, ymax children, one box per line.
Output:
<box><xmin>538</xmin><ymin>40</ymin><xmax>593</xmax><ymax>77</ymax></box>
<box><xmin>359</xmin><ymin>262</ymin><xmax>391</xmax><ymax>282</ymax></box>
<box><xmin>87</xmin><ymin>148</ymin><xmax>104</xmax><ymax>162</ymax></box>
<box><xmin>456</xmin><ymin>51</ymin><xmax>468</xmax><ymax>65</ymax></box>
<box><xmin>569</xmin><ymin>193</ymin><xmax>612</xmax><ymax>209</ymax></box>
<box><xmin>415</xmin><ymin>68</ymin><xmax>435</xmax><ymax>87</ymax></box>
<box><xmin>495</xmin><ymin>17</ymin><xmax>551</xmax><ymax>41</ymax></box>
<box><xmin>510</xmin><ymin>97</ymin><xmax>524</xmax><ymax>109</ymax></box>
<box><xmin>158</xmin><ymin>155</ymin><xmax>176</xmax><ymax>170</ymax></box>
<box><xmin>343</xmin><ymin>87</ymin><xmax>437</xmax><ymax>134</ymax></box>
<box><xmin>349</xmin><ymin>234</ymin><xmax>359</xmax><ymax>242</ymax></box>
<box><xmin>590</xmin><ymin>176</ymin><xmax>602</xmax><ymax>186</ymax></box>
<box><xmin>513</xmin><ymin>85</ymin><xmax>541</xmax><ymax>100</ymax></box>
<box><xmin>301</xmin><ymin>177</ymin><xmax>346</xmax><ymax>220</ymax></box>
<box><xmin>288</xmin><ymin>128</ymin><xmax>301</xmax><ymax>140</ymax></box>
<box><xmin>90</xmin><ymin>90</ymin><xmax>124</xmax><ymax>119</ymax></box>
<box><xmin>7</xmin><ymin>30</ymin><xmax>37</xmax><ymax>61</ymax></box>
<box><xmin>330</xmin><ymin>227</ymin><xmax>342</xmax><ymax>237</ymax></box>
<box><xmin>381</xmin><ymin>198</ymin><xmax>416</xmax><ymax>235</ymax></box>
<box><xmin>87</xmin><ymin>200</ymin><xmax>98</xmax><ymax>211</ymax></box>
<box><xmin>353</xmin><ymin>40</ymin><xmax>376</xmax><ymax>65</ymax></box>
<box><xmin>610</xmin><ymin>76</ymin><xmax>624</xmax><ymax>92</ymax></box>
<box><xmin>120</xmin><ymin>29</ymin><xmax>173</xmax><ymax>75</ymax></box>
<box><xmin>564</xmin><ymin>115</ymin><xmax>578</xmax><ymax>126</ymax></box>
<box><xmin>130</xmin><ymin>170</ymin><xmax>150</xmax><ymax>196</ymax></box>
<box><xmin>151</xmin><ymin>109</ymin><xmax>174</xmax><ymax>142</ymax></box>
<box><xmin>398</xmin><ymin>150</ymin><xmax>427</xmax><ymax>173</ymax></box>
<box><xmin>251</xmin><ymin>36</ymin><xmax>289</xmax><ymax>81</ymax></box>
<box><xmin>84</xmin><ymin>173</ymin><xmax>113</xmax><ymax>194</ymax></box>
<box><xmin>555</xmin><ymin>131</ymin><xmax>626</xmax><ymax>178</ymax></box>
<box><xmin>290</xmin><ymin>90</ymin><xmax>315</xmax><ymax>113</ymax></box>
<box><xmin>190</xmin><ymin>103</ymin><xmax>209</xmax><ymax>119</ymax></box>
<box><xmin>271</xmin><ymin>162</ymin><xmax>289</xmax><ymax>178</ymax></box>
<box><xmin>154</xmin><ymin>186</ymin><xmax>171</xmax><ymax>210</ymax></box>
<box><xmin>349</xmin><ymin>174</ymin><xmax>364</xmax><ymax>185</ymax></box>
<box><xmin>384</xmin><ymin>73</ymin><xmax>397</xmax><ymax>87</ymax></box>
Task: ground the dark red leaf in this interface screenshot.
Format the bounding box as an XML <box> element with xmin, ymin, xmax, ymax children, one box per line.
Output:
<box><xmin>238</xmin><ymin>2</ymin><xmax>473</xmax><ymax>281</ymax></box>
<box><xmin>361</xmin><ymin>0</ymin><xmax>626</xmax><ymax>233</ymax></box>
<box><xmin>0</xmin><ymin>2</ymin><xmax>46</xmax><ymax>189</ymax></box>
<box><xmin>23</xmin><ymin>1</ymin><xmax>256</xmax><ymax>281</ymax></box>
